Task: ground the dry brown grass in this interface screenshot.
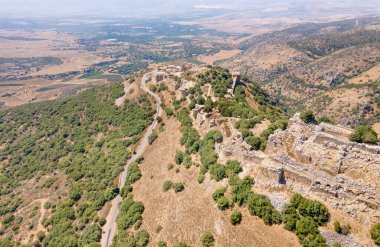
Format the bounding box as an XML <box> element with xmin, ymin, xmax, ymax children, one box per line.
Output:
<box><xmin>132</xmin><ymin>118</ymin><xmax>300</xmax><ymax>247</ymax></box>
<box><xmin>348</xmin><ymin>63</ymin><xmax>380</xmax><ymax>84</ymax></box>
<box><xmin>197</xmin><ymin>50</ymin><xmax>241</xmax><ymax>65</ymax></box>
<box><xmin>0</xmin><ymin>30</ymin><xmax>102</xmax><ymax>75</ymax></box>
<box><xmin>373</xmin><ymin>122</ymin><xmax>380</xmax><ymax>136</ymax></box>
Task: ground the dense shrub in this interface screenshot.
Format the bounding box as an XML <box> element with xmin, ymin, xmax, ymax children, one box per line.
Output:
<box><xmin>175</xmin><ymin>151</ymin><xmax>185</xmax><ymax>165</ymax></box>
<box><xmin>300</xmin><ymin>110</ymin><xmax>317</xmax><ymax>124</ymax></box>
<box><xmin>217</xmin><ymin>197</ymin><xmax>231</xmax><ymax>211</ymax></box>
<box><xmin>201</xmin><ymin>231</ymin><xmax>215</xmax><ymax>247</ymax></box>
<box><xmin>230</xmin><ymin>211</ymin><xmax>242</xmax><ymax>225</ymax></box>
<box><xmin>247</xmin><ymin>194</ymin><xmax>282</xmax><ymax>225</ymax></box>
<box><xmin>165</xmin><ymin>108</ymin><xmax>174</xmax><ymax>117</ymax></box>
<box><xmin>349</xmin><ymin>126</ymin><xmax>378</xmax><ymax>144</ymax></box>
<box><xmin>212</xmin><ymin>188</ymin><xmax>226</xmax><ymax>202</ymax></box>
<box><xmin>235</xmin><ymin>118</ymin><xmax>262</xmax><ymax>131</ymax></box>
<box><xmin>295</xmin><ymin>219</ymin><xmax>328</xmax><ymax>247</ymax></box>
<box><xmin>197</xmin><ymin>67</ymin><xmax>232</xmax><ymax>97</ymax></box>
<box><xmin>126</xmin><ymin>162</ymin><xmax>142</xmax><ymax>185</ymax></box>
<box><xmin>204</xmin><ymin>130</ymin><xmax>223</xmax><ymax>143</ymax></box>
<box><xmin>180</xmin><ymin>127</ymin><xmax>200</xmax><ymax>153</ymax></box>
<box><xmin>231</xmin><ymin>176</ymin><xmax>254</xmax><ymax>206</ymax></box>
<box><xmin>243</xmin><ymin>120</ymin><xmax>288</xmax><ymax>150</ymax></box>
<box><xmin>371</xmin><ymin>223</ymin><xmax>380</xmax><ymax>246</ymax></box>
<box><xmin>162</xmin><ymin>181</ymin><xmax>173</xmax><ymax>192</ymax></box>
<box><xmin>209</xmin><ymin>164</ymin><xmax>226</xmax><ymax>181</ymax></box>
<box><xmin>282</xmin><ymin>204</ymin><xmax>299</xmax><ymax>231</ymax></box>
<box><xmin>197</xmin><ymin>174</ymin><xmax>205</xmax><ymax>184</ymax></box>
<box><xmin>225</xmin><ymin>160</ymin><xmax>243</xmax><ymax>176</ymax></box>
<box><xmin>297</xmin><ymin>197</ymin><xmax>330</xmax><ymax>226</ymax></box>
<box><xmin>283</xmin><ymin>194</ymin><xmax>330</xmax><ymax>247</ymax></box>
<box><xmin>199</xmin><ymin>140</ymin><xmax>218</xmax><ymax>167</ymax></box>
<box><xmin>80</xmin><ymin>224</ymin><xmax>102</xmax><ymax>245</ymax></box>
<box><xmin>172</xmin><ymin>183</ymin><xmax>185</xmax><ymax>193</ymax></box>
<box><xmin>133</xmin><ymin>230</ymin><xmax>150</xmax><ymax>247</ymax></box>
<box><xmin>116</xmin><ymin>197</ymin><xmax>144</xmax><ymax>232</ymax></box>
<box><xmin>148</xmin><ymin>132</ymin><xmax>158</xmax><ymax>145</ymax></box>
<box><xmin>204</xmin><ymin>97</ymin><xmax>214</xmax><ymax>113</ymax></box>
<box><xmin>177</xmin><ymin>109</ymin><xmax>193</xmax><ymax>127</ymax></box>
<box><xmin>0</xmin><ymin>238</ymin><xmax>21</xmax><ymax>247</ymax></box>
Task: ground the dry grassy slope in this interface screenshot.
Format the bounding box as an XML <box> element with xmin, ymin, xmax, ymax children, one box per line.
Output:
<box><xmin>133</xmin><ymin>118</ymin><xmax>300</xmax><ymax>247</ymax></box>
<box><xmin>219</xmin><ymin>21</ymin><xmax>380</xmax><ymax>125</ymax></box>
<box><xmin>219</xmin><ymin>43</ymin><xmax>312</xmax><ymax>83</ymax></box>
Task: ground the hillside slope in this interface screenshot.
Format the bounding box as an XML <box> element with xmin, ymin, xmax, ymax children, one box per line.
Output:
<box><xmin>0</xmin><ymin>83</ymin><xmax>155</xmax><ymax>246</ymax></box>
<box><xmin>219</xmin><ymin>17</ymin><xmax>380</xmax><ymax>127</ymax></box>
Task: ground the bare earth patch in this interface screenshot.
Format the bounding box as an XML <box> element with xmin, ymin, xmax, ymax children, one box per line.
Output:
<box><xmin>373</xmin><ymin>122</ymin><xmax>380</xmax><ymax>136</ymax></box>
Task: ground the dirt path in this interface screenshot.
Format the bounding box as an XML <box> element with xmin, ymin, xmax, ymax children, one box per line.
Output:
<box><xmin>101</xmin><ymin>72</ymin><xmax>161</xmax><ymax>247</ymax></box>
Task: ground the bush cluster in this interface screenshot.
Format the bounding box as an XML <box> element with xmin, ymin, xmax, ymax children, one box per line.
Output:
<box><xmin>349</xmin><ymin>126</ymin><xmax>378</xmax><ymax>144</ymax></box>
<box><xmin>201</xmin><ymin>231</ymin><xmax>215</xmax><ymax>247</ymax></box>
<box><xmin>0</xmin><ymin>83</ymin><xmax>154</xmax><ymax>244</ymax></box>
<box><xmin>162</xmin><ymin>181</ymin><xmax>185</xmax><ymax>193</ymax></box>
<box><xmin>300</xmin><ymin>110</ymin><xmax>317</xmax><ymax>124</ymax></box>
<box><xmin>148</xmin><ymin>132</ymin><xmax>158</xmax><ymax>145</ymax></box>
<box><xmin>230</xmin><ymin>211</ymin><xmax>242</xmax><ymax>225</ymax></box>
<box><xmin>282</xmin><ymin>194</ymin><xmax>330</xmax><ymax>247</ymax></box>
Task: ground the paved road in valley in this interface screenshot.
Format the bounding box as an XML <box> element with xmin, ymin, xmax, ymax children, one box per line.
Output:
<box><xmin>101</xmin><ymin>72</ymin><xmax>161</xmax><ymax>247</ymax></box>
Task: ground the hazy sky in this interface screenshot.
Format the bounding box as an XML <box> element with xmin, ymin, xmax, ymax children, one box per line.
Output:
<box><xmin>0</xmin><ymin>0</ymin><xmax>379</xmax><ymax>18</ymax></box>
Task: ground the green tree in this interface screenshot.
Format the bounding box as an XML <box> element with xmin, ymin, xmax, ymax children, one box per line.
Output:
<box><xmin>209</xmin><ymin>164</ymin><xmax>226</xmax><ymax>181</ymax></box>
<box><xmin>201</xmin><ymin>231</ymin><xmax>215</xmax><ymax>247</ymax></box>
<box><xmin>230</xmin><ymin>211</ymin><xmax>242</xmax><ymax>225</ymax></box>
<box><xmin>80</xmin><ymin>224</ymin><xmax>102</xmax><ymax>245</ymax></box>
<box><xmin>148</xmin><ymin>132</ymin><xmax>158</xmax><ymax>145</ymax></box>
<box><xmin>175</xmin><ymin>151</ymin><xmax>185</xmax><ymax>165</ymax></box>
<box><xmin>349</xmin><ymin>126</ymin><xmax>378</xmax><ymax>144</ymax></box>
<box><xmin>212</xmin><ymin>188</ymin><xmax>226</xmax><ymax>202</ymax></box>
<box><xmin>217</xmin><ymin>197</ymin><xmax>230</xmax><ymax>211</ymax></box>
<box><xmin>300</xmin><ymin>110</ymin><xmax>317</xmax><ymax>124</ymax></box>
<box><xmin>204</xmin><ymin>97</ymin><xmax>214</xmax><ymax>113</ymax></box>
<box><xmin>172</xmin><ymin>183</ymin><xmax>185</xmax><ymax>193</ymax></box>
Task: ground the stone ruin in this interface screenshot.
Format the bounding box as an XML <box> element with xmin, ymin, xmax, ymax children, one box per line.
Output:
<box><xmin>191</xmin><ymin>98</ymin><xmax>380</xmax><ymax>226</ymax></box>
<box><xmin>256</xmin><ymin>114</ymin><xmax>380</xmax><ymax>225</ymax></box>
<box><xmin>211</xmin><ymin>113</ymin><xmax>380</xmax><ymax>226</ymax></box>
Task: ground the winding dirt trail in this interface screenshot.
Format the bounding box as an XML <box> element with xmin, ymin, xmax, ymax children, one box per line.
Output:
<box><xmin>101</xmin><ymin>72</ymin><xmax>161</xmax><ymax>247</ymax></box>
